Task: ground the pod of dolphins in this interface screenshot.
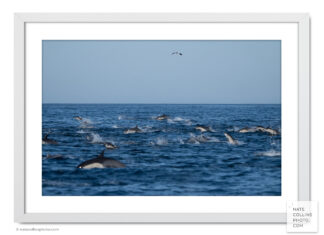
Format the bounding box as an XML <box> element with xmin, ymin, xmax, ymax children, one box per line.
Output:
<box><xmin>42</xmin><ymin>114</ymin><xmax>280</xmax><ymax>169</ymax></box>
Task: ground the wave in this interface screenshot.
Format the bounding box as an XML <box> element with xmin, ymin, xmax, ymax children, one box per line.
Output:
<box><xmin>43</xmin><ymin>180</ymin><xmax>90</xmax><ymax>187</ymax></box>
<box><xmin>256</xmin><ymin>150</ymin><xmax>281</xmax><ymax>157</ymax></box>
<box><xmin>121</xmin><ymin>140</ymin><xmax>138</xmax><ymax>145</ymax></box>
<box><xmin>42</xmin><ymin>180</ymin><xmax>71</xmax><ymax>187</ymax></box>
<box><xmin>161</xmin><ymin>128</ymin><xmax>175</xmax><ymax>133</ymax></box>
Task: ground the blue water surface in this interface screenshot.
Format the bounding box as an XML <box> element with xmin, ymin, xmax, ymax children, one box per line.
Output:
<box><xmin>42</xmin><ymin>104</ymin><xmax>281</xmax><ymax>196</ymax></box>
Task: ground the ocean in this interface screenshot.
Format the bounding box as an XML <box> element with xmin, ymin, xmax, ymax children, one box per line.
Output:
<box><xmin>42</xmin><ymin>104</ymin><xmax>281</xmax><ymax>196</ymax></box>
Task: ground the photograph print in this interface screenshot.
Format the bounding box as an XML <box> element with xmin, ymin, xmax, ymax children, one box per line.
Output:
<box><xmin>42</xmin><ymin>40</ymin><xmax>281</xmax><ymax>196</ymax></box>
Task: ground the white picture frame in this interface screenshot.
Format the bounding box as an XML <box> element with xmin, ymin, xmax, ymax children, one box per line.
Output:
<box><xmin>14</xmin><ymin>13</ymin><xmax>310</xmax><ymax>223</ymax></box>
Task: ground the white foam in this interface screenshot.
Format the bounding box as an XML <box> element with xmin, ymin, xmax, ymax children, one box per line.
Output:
<box><xmin>256</xmin><ymin>150</ymin><xmax>281</xmax><ymax>157</ymax></box>
<box><xmin>77</xmin><ymin>130</ymin><xmax>87</xmax><ymax>134</ymax></box>
<box><xmin>173</xmin><ymin>117</ymin><xmax>185</xmax><ymax>121</ymax></box>
<box><xmin>188</xmin><ymin>133</ymin><xmax>201</xmax><ymax>144</ymax></box>
<box><xmin>188</xmin><ymin>133</ymin><xmax>219</xmax><ymax>144</ymax></box>
<box><xmin>167</xmin><ymin>119</ymin><xmax>175</xmax><ymax>124</ymax></box>
<box><xmin>184</xmin><ymin>121</ymin><xmax>193</xmax><ymax>126</ymax></box>
<box><xmin>167</xmin><ymin>117</ymin><xmax>192</xmax><ymax>125</ymax></box>
<box><xmin>236</xmin><ymin>140</ymin><xmax>245</xmax><ymax>145</ymax></box>
<box><xmin>226</xmin><ymin>139</ymin><xmax>244</xmax><ymax>146</ymax></box>
<box><xmin>141</xmin><ymin>126</ymin><xmax>155</xmax><ymax>133</ymax></box>
<box><xmin>227</xmin><ymin>126</ymin><xmax>240</xmax><ymax>132</ymax></box>
<box><xmin>156</xmin><ymin>137</ymin><xmax>168</xmax><ymax>146</ymax></box>
<box><xmin>178</xmin><ymin>138</ymin><xmax>185</xmax><ymax>144</ymax></box>
<box><xmin>82</xmin><ymin>118</ymin><xmax>93</xmax><ymax>124</ymax></box>
<box><xmin>80</xmin><ymin>119</ymin><xmax>94</xmax><ymax>128</ymax></box>
<box><xmin>207</xmin><ymin>137</ymin><xmax>220</xmax><ymax>143</ymax></box>
<box><xmin>150</xmin><ymin>137</ymin><xmax>169</xmax><ymax>146</ymax></box>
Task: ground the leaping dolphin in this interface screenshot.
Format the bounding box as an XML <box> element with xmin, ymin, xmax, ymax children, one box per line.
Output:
<box><xmin>104</xmin><ymin>142</ymin><xmax>118</xmax><ymax>150</ymax></box>
<box><xmin>256</xmin><ymin>126</ymin><xmax>280</xmax><ymax>135</ymax></box>
<box><xmin>73</xmin><ymin>116</ymin><xmax>83</xmax><ymax>121</ymax></box>
<box><xmin>124</xmin><ymin>125</ymin><xmax>142</xmax><ymax>134</ymax></box>
<box><xmin>239</xmin><ymin>126</ymin><xmax>280</xmax><ymax>135</ymax></box>
<box><xmin>224</xmin><ymin>132</ymin><xmax>238</xmax><ymax>145</ymax></box>
<box><xmin>155</xmin><ymin>114</ymin><xmax>169</xmax><ymax>120</ymax></box>
<box><xmin>263</xmin><ymin>128</ymin><xmax>280</xmax><ymax>135</ymax></box>
<box><xmin>238</xmin><ymin>127</ymin><xmax>257</xmax><ymax>133</ymax></box>
<box><xmin>195</xmin><ymin>125</ymin><xmax>212</xmax><ymax>132</ymax></box>
<box><xmin>77</xmin><ymin>150</ymin><xmax>126</xmax><ymax>169</ymax></box>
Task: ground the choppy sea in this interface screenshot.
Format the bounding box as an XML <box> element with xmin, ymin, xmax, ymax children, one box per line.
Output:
<box><xmin>42</xmin><ymin>104</ymin><xmax>281</xmax><ymax>196</ymax></box>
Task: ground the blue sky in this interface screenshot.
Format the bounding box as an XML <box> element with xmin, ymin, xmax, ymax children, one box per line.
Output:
<box><xmin>42</xmin><ymin>40</ymin><xmax>281</xmax><ymax>104</ymax></box>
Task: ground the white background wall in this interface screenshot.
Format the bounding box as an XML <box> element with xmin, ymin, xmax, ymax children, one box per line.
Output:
<box><xmin>0</xmin><ymin>0</ymin><xmax>322</xmax><ymax>234</ymax></box>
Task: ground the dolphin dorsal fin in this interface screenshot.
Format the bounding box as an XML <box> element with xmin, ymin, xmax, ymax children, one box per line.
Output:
<box><xmin>44</xmin><ymin>134</ymin><xmax>49</xmax><ymax>140</ymax></box>
<box><xmin>99</xmin><ymin>150</ymin><xmax>105</xmax><ymax>158</ymax></box>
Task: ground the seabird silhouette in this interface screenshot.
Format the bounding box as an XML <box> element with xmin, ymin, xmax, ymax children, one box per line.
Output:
<box><xmin>171</xmin><ymin>51</ymin><xmax>183</xmax><ymax>56</ymax></box>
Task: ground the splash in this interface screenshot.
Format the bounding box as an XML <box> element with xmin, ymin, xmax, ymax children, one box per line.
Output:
<box><xmin>156</xmin><ymin>137</ymin><xmax>168</xmax><ymax>146</ymax></box>
<box><xmin>167</xmin><ymin>116</ymin><xmax>192</xmax><ymax>126</ymax></box>
<box><xmin>167</xmin><ymin>119</ymin><xmax>175</xmax><ymax>124</ymax></box>
<box><xmin>151</xmin><ymin>137</ymin><xmax>168</xmax><ymax>146</ymax></box>
<box><xmin>140</xmin><ymin>126</ymin><xmax>154</xmax><ymax>133</ymax></box>
<box><xmin>188</xmin><ymin>133</ymin><xmax>201</xmax><ymax>144</ymax></box>
<box><xmin>177</xmin><ymin>138</ymin><xmax>185</xmax><ymax>144</ymax></box>
<box><xmin>87</xmin><ymin>133</ymin><xmax>104</xmax><ymax>143</ymax></box>
<box><xmin>82</xmin><ymin>118</ymin><xmax>93</xmax><ymax>124</ymax></box>
<box><xmin>79</xmin><ymin>118</ymin><xmax>94</xmax><ymax>129</ymax></box>
<box><xmin>188</xmin><ymin>133</ymin><xmax>219</xmax><ymax>144</ymax></box>
<box><xmin>206</xmin><ymin>136</ymin><xmax>220</xmax><ymax>143</ymax></box>
<box><xmin>173</xmin><ymin>117</ymin><xmax>185</xmax><ymax>121</ymax></box>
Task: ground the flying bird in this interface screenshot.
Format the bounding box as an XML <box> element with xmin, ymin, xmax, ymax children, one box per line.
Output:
<box><xmin>171</xmin><ymin>51</ymin><xmax>183</xmax><ymax>56</ymax></box>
